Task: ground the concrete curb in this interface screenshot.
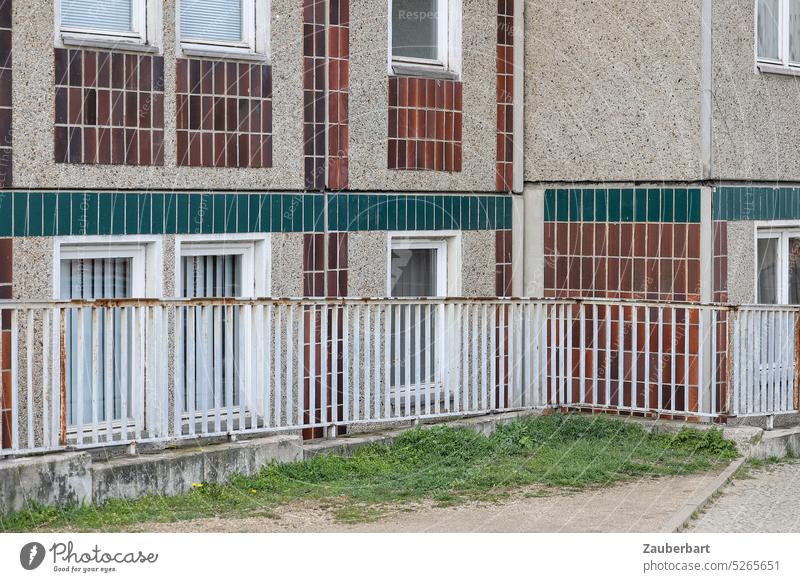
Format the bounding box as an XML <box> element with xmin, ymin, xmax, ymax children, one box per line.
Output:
<box><xmin>662</xmin><ymin>425</ymin><xmax>800</xmax><ymax>532</ymax></box>
<box><xmin>659</xmin><ymin>456</ymin><xmax>747</xmax><ymax>533</ymax></box>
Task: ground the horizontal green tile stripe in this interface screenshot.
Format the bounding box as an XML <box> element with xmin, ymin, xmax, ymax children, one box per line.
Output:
<box><xmin>329</xmin><ymin>193</ymin><xmax>512</xmax><ymax>231</ymax></box>
<box><xmin>0</xmin><ymin>192</ymin><xmax>323</xmax><ymax>236</ymax></box>
<box><xmin>543</xmin><ymin>188</ymin><xmax>701</xmax><ymax>223</ymax></box>
<box><xmin>0</xmin><ymin>192</ymin><xmax>511</xmax><ymax>237</ymax></box>
<box><xmin>713</xmin><ymin>186</ymin><xmax>800</xmax><ymax>221</ymax></box>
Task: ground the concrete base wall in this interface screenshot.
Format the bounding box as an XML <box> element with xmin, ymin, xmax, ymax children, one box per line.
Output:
<box><xmin>0</xmin><ymin>435</ymin><xmax>302</xmax><ymax>513</ymax></box>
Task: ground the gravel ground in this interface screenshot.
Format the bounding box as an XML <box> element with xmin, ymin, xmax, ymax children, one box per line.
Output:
<box><xmin>687</xmin><ymin>461</ymin><xmax>800</xmax><ymax>533</ymax></box>
<box><xmin>126</xmin><ymin>469</ymin><xmax>726</xmax><ymax>533</ymax></box>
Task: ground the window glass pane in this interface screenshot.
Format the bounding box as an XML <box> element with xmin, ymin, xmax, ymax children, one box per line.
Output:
<box><xmin>757</xmin><ymin>237</ymin><xmax>779</xmax><ymax>304</ymax></box>
<box><xmin>182</xmin><ymin>254</ymin><xmax>242</xmax><ymax>298</ymax></box>
<box><xmin>181</xmin><ymin>0</ymin><xmax>243</xmax><ymax>43</ymax></box>
<box><xmin>790</xmin><ymin>0</ymin><xmax>800</xmax><ymax>62</ymax></box>
<box><xmin>61</xmin><ymin>0</ymin><xmax>134</xmax><ymax>33</ymax></box>
<box><xmin>391</xmin><ymin>248</ymin><xmax>437</xmax><ymax>297</ymax></box>
<box><xmin>788</xmin><ymin>238</ymin><xmax>800</xmax><ymax>303</ymax></box>
<box><xmin>392</xmin><ymin>0</ymin><xmax>439</xmax><ymax>61</ymax></box>
<box><xmin>758</xmin><ymin>0</ymin><xmax>781</xmax><ymax>60</ymax></box>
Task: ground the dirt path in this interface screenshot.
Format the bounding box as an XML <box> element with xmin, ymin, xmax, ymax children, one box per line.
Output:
<box><xmin>687</xmin><ymin>461</ymin><xmax>800</xmax><ymax>533</ymax></box>
<box><xmin>126</xmin><ymin>469</ymin><xmax>726</xmax><ymax>533</ymax></box>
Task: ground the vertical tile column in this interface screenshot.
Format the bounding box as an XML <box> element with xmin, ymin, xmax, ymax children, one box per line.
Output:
<box><xmin>328</xmin><ymin>0</ymin><xmax>349</xmax><ymax>189</ymax></box>
<box><xmin>0</xmin><ymin>1</ymin><xmax>10</xmax><ymax>449</ymax></box>
<box><xmin>495</xmin><ymin>230</ymin><xmax>512</xmax><ymax>409</ymax></box>
<box><xmin>303</xmin><ymin>0</ymin><xmax>326</xmax><ymax>190</ymax></box>
<box><xmin>496</xmin><ymin>0</ymin><xmax>514</xmax><ymax>191</ymax></box>
<box><xmin>302</xmin><ymin>233</ymin><xmax>325</xmax><ymax>439</ymax></box>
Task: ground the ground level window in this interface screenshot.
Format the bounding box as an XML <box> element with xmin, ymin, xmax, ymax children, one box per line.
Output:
<box><xmin>389</xmin><ymin>238</ymin><xmax>447</xmax><ymax>389</ymax></box>
<box><xmin>57</xmin><ymin>243</ymin><xmax>149</xmax><ymax>426</ymax></box>
<box><xmin>756</xmin><ymin>228</ymin><xmax>800</xmax><ymax>304</ymax></box>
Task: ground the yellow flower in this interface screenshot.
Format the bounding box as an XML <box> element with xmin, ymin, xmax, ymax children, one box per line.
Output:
<box><xmin>192</xmin><ymin>483</ymin><xmax>204</xmax><ymax>488</ymax></box>
<box><xmin>250</xmin><ymin>489</ymin><xmax>257</xmax><ymax>494</ymax></box>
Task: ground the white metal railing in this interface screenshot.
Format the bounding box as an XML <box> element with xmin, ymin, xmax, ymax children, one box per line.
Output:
<box><xmin>0</xmin><ymin>298</ymin><xmax>797</xmax><ymax>456</ymax></box>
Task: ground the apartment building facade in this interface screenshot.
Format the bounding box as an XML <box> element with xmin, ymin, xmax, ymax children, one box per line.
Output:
<box><xmin>0</xmin><ymin>0</ymin><xmax>797</xmax><ymax>454</ymax></box>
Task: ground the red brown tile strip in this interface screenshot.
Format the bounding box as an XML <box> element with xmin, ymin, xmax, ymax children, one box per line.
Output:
<box><xmin>496</xmin><ymin>0</ymin><xmax>514</xmax><ymax>191</ymax></box>
<box><xmin>0</xmin><ymin>236</ymin><xmax>10</xmax><ymax>450</ymax></box>
<box><xmin>175</xmin><ymin>58</ymin><xmax>272</xmax><ymax>168</ymax></box>
<box><xmin>54</xmin><ymin>48</ymin><xmax>165</xmax><ymax>166</ymax></box>
<box><xmin>0</xmin><ymin>0</ymin><xmax>11</xmax><ymax>187</ymax></box>
<box><xmin>303</xmin><ymin>0</ymin><xmax>326</xmax><ymax>190</ymax></box>
<box><xmin>327</xmin><ymin>0</ymin><xmax>349</xmax><ymax>190</ymax></box>
<box><xmin>388</xmin><ymin>76</ymin><xmax>463</xmax><ymax>172</ymax></box>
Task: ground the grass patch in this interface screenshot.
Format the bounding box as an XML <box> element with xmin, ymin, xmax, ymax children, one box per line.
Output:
<box><xmin>0</xmin><ymin>414</ymin><xmax>738</xmax><ymax>532</ymax></box>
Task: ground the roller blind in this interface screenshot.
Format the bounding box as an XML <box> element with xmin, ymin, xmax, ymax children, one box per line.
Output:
<box><xmin>61</xmin><ymin>0</ymin><xmax>134</xmax><ymax>33</ymax></box>
<box><xmin>181</xmin><ymin>0</ymin><xmax>244</xmax><ymax>43</ymax></box>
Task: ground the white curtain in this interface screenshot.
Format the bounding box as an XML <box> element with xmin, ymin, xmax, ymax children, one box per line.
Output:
<box><xmin>180</xmin><ymin>0</ymin><xmax>243</xmax><ymax>43</ymax></box>
<box><xmin>758</xmin><ymin>0</ymin><xmax>781</xmax><ymax>60</ymax></box>
<box><xmin>392</xmin><ymin>0</ymin><xmax>439</xmax><ymax>60</ymax></box>
<box><xmin>61</xmin><ymin>0</ymin><xmax>133</xmax><ymax>33</ymax></box>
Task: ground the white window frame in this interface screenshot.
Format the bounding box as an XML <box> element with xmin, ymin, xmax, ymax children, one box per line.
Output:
<box><xmin>175</xmin><ymin>234</ymin><xmax>270</xmax><ymax>299</ymax></box>
<box><xmin>55</xmin><ymin>0</ymin><xmax>163</xmax><ymax>53</ymax></box>
<box><xmin>388</xmin><ymin>0</ymin><xmax>462</xmax><ymax>79</ymax></box>
<box><xmin>53</xmin><ymin>236</ymin><xmax>162</xmax><ymax>299</ymax></box>
<box><xmin>755</xmin><ymin>224</ymin><xmax>800</xmax><ymax>304</ymax></box>
<box><xmin>755</xmin><ymin>0</ymin><xmax>800</xmax><ymax>75</ymax></box>
<box><xmin>177</xmin><ymin>0</ymin><xmax>271</xmax><ymax>62</ymax></box>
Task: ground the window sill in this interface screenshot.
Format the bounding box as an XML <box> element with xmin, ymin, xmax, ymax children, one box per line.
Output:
<box><xmin>756</xmin><ymin>63</ymin><xmax>800</xmax><ymax>78</ymax></box>
<box><xmin>60</xmin><ymin>33</ymin><xmax>160</xmax><ymax>54</ymax></box>
<box><xmin>180</xmin><ymin>44</ymin><xmax>270</xmax><ymax>63</ymax></box>
<box><xmin>390</xmin><ymin>62</ymin><xmax>460</xmax><ymax>81</ymax></box>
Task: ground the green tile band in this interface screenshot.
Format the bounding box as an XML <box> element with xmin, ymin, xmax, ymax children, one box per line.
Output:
<box><xmin>713</xmin><ymin>186</ymin><xmax>800</xmax><ymax>221</ymax></box>
<box><xmin>0</xmin><ymin>192</ymin><xmax>512</xmax><ymax>237</ymax></box>
<box><xmin>543</xmin><ymin>188</ymin><xmax>701</xmax><ymax>223</ymax></box>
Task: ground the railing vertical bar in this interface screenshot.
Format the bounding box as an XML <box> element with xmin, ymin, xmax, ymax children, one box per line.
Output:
<box><xmin>482</xmin><ymin>304</ymin><xmax>488</xmax><ymax>411</ymax></box>
<box><xmin>711</xmin><ymin>309</ymin><xmax>717</xmax><ymax>415</ymax></box>
<box><xmin>329</xmin><ymin>306</ymin><xmax>338</xmax><ymax>432</ymax></box>
<box><xmin>224</xmin><ymin>305</ymin><xmax>234</xmax><ymax>432</ymax></box>
<box><xmin>530</xmin><ymin>303</ymin><xmax>539</xmax><ymax>408</ymax></box>
<box><xmin>618</xmin><ymin>304</ymin><xmax>624</xmax><ymax>410</ymax></box>
<box><xmin>249</xmin><ymin>305</ymin><xmax>260</xmax><ymax>430</ymax></box>
<box><xmin>27</xmin><ymin>309</ymin><xmax>37</xmax><ymax>449</ymax></box>
<box><xmin>405</xmin><ymin>304</ymin><xmax>412</xmax><ymax>416</ymax></box>
<box><xmin>342</xmin><ymin>306</ymin><xmax>350</xmax><ymax>425</ymax></box>
<box><xmin>202</xmin><ymin>305</ymin><xmax>211</xmax><ymax>435</ymax></box>
<box><xmin>383</xmin><ymin>305</ymin><xmax>391</xmax><ymax>420</ymax></box>
<box><xmin>697</xmin><ymin>309</ymin><xmax>705</xmax><ymax>415</ymax></box>
<box><xmin>75</xmin><ymin>307</ymin><xmax>84</xmax><ymax>446</ymax></box>
<box><xmin>160</xmin><ymin>307</ymin><xmax>169</xmax><ymax>438</ymax></box>
<box><xmin>375</xmin><ymin>305</ymin><xmax>383</xmax><ymax>420</ymax></box>
<box><xmin>426</xmin><ymin>303</ymin><xmax>433</xmax><ymax>415</ymax></box>
<box><xmin>462</xmin><ymin>303</ymin><xmax>470</xmax><ymax>411</ymax></box>
<box><xmin>286</xmin><ymin>305</ymin><xmax>302</xmax><ymax>426</ymax></box>
<box><xmin>490</xmin><ymin>304</ymin><xmax>497</xmax><ymax>411</ymax></box>
<box><xmin>755</xmin><ymin>310</ymin><xmax>762</xmax><ymax>413</ymax></box>
<box><xmin>559</xmin><ymin>304</ymin><xmax>567</xmax><ymax>406</ymax></box>
<box><xmin>351</xmin><ymin>306</ymin><xmax>360</xmax><ymax>422</ymax></box>
<box><xmin>445</xmin><ymin>303</ymin><xmax>454</xmax><ymax>412</ymax></box>
<box><xmin>42</xmin><ymin>310</ymin><xmax>51</xmax><ymax>448</ymax></box>
<box><xmin>186</xmin><ymin>306</ymin><xmax>196</xmax><ymax>437</ymax></box>
<box><xmin>684</xmin><ymin>308</ymin><xmax>690</xmax><ymax>416</ymax></box>
<box><xmin>604</xmin><ymin>304</ymin><xmax>611</xmax><ymax>408</ymax></box>
<box><xmin>353</xmin><ymin>305</ymin><xmax>361</xmax><ymax>424</ymax></box>
<box><xmin>472</xmin><ymin>304</ymin><xmax>479</xmax><ymax>411</ymax></box>
<box><xmin>52</xmin><ymin>309</ymin><xmax>62</xmax><ymax>448</ymax></box>
<box><xmin>579</xmin><ymin>303</ymin><xmax>586</xmax><ymax>405</ymax></box>
<box><xmin>514</xmin><ymin>303</ymin><xmax>522</xmax><ymax>408</ymax></box>
<box><xmin>657</xmin><ymin>306</ymin><xmax>664</xmax><ymax>412</ymax></box>
<box><xmin>746</xmin><ymin>310</ymin><xmax>754</xmax><ymax>415</ymax></box>
<box><xmin>671</xmin><ymin>307</ymin><xmax>677</xmax><ymax>413</ymax></box>
<box><xmin>631</xmin><ymin>306</ymin><xmax>638</xmax><ymax>410</ymax></box>
<box><xmin>566</xmin><ymin>303</ymin><xmax>573</xmax><ymax>407</ymax></box>
<box><xmin>211</xmin><ymin>305</ymin><xmax>223</xmax><ymax>433</ymax></box>
<box><xmin>644</xmin><ymin>307</ymin><xmax>650</xmax><ymax>411</ymax></box>
<box><xmin>297</xmin><ymin>304</ymin><xmax>304</xmax><ymax>427</ymax></box>
<box><xmin>120</xmin><ymin>308</ymin><xmax>129</xmax><ymax>441</ymax></box>
<box><xmin>592</xmin><ymin>304</ymin><xmax>598</xmax><ymax>406</ymax></box>
<box><xmin>261</xmin><ymin>304</ymin><xmax>276</xmax><ymax>428</ymax></box>
<box><xmin>415</xmin><ymin>304</ymin><xmax>422</xmax><ymax>415</ymax></box>
<box><xmin>104</xmin><ymin>307</ymin><xmax>114</xmax><ymax>442</ymax></box>
<box><xmin>275</xmin><ymin>306</ymin><xmax>284</xmax><ymax>428</ymax></box>
<box><xmin>768</xmin><ymin>311</ymin><xmax>775</xmax><ymax>415</ymax></box>
<box><xmin>393</xmin><ymin>304</ymin><xmax>400</xmax><ymax>415</ymax></box>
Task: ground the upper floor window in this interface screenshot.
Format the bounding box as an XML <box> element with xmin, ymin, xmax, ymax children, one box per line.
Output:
<box><xmin>757</xmin><ymin>0</ymin><xmax>800</xmax><ymax>70</ymax></box>
<box><xmin>389</xmin><ymin>0</ymin><xmax>461</xmax><ymax>78</ymax></box>
<box><xmin>178</xmin><ymin>0</ymin><xmax>269</xmax><ymax>60</ymax></box>
<box><xmin>756</xmin><ymin>227</ymin><xmax>800</xmax><ymax>304</ymax></box>
<box><xmin>57</xmin><ymin>0</ymin><xmax>160</xmax><ymax>50</ymax></box>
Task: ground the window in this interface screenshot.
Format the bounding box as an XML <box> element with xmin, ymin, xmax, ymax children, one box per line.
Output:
<box><xmin>56</xmin><ymin>0</ymin><xmax>160</xmax><ymax>50</ymax></box>
<box><xmin>178</xmin><ymin>0</ymin><xmax>269</xmax><ymax>60</ymax></box>
<box><xmin>175</xmin><ymin>236</ymin><xmax>268</xmax><ymax>422</ymax></box>
<box><xmin>56</xmin><ymin>242</ymin><xmax>152</xmax><ymax>428</ymax></box>
<box><xmin>756</xmin><ymin>228</ymin><xmax>800</xmax><ymax>304</ymax></box>
<box><xmin>756</xmin><ymin>0</ymin><xmax>800</xmax><ymax>71</ymax></box>
<box><xmin>389</xmin><ymin>0</ymin><xmax>461</xmax><ymax>77</ymax></box>
<box><xmin>388</xmin><ymin>237</ymin><xmax>448</xmax><ymax>391</ymax></box>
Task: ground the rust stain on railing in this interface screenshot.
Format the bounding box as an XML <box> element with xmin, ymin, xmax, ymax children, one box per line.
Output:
<box><xmin>59</xmin><ymin>311</ymin><xmax>67</xmax><ymax>446</ymax></box>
